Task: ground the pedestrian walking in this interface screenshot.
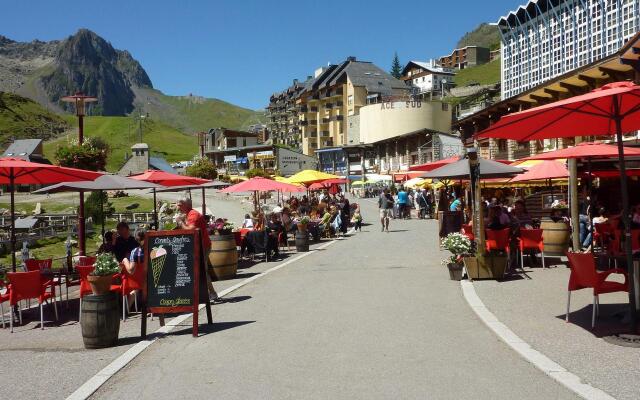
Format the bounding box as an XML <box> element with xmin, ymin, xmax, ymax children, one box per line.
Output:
<box><xmin>378</xmin><ymin>188</ymin><xmax>394</xmax><ymax>232</ymax></box>
<box><xmin>397</xmin><ymin>187</ymin><xmax>408</xmax><ymax>219</ymax></box>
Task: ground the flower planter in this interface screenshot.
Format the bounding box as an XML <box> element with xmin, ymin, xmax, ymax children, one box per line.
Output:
<box><xmin>87</xmin><ymin>274</ymin><xmax>113</xmax><ymax>295</ymax></box>
<box><xmin>463</xmin><ymin>254</ymin><xmax>508</xmax><ymax>280</ymax></box>
<box><xmin>297</xmin><ymin>224</ymin><xmax>308</xmax><ymax>233</ymax></box>
<box><xmin>447</xmin><ymin>263</ymin><xmax>464</xmax><ymax>281</ymax></box>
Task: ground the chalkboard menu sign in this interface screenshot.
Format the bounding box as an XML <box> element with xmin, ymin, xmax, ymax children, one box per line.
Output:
<box><xmin>146</xmin><ymin>231</ymin><xmax>197</xmax><ymax>310</ymax></box>
<box><xmin>141</xmin><ymin>229</ymin><xmax>211</xmax><ymax>338</ymax></box>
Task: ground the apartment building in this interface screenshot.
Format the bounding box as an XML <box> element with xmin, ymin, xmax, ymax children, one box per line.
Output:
<box><xmin>296</xmin><ymin>57</ymin><xmax>409</xmax><ymax>155</ymax></box>
<box><xmin>438</xmin><ymin>46</ymin><xmax>491</xmax><ymax>69</ymax></box>
<box><xmin>400</xmin><ymin>61</ymin><xmax>456</xmax><ymax>96</ymax></box>
<box><xmin>499</xmin><ymin>0</ymin><xmax>640</xmax><ymax>99</ymax></box>
<box><xmin>266</xmin><ymin>80</ymin><xmax>306</xmax><ymax>148</ymax></box>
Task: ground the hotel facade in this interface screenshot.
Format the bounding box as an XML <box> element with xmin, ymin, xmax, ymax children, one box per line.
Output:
<box><xmin>499</xmin><ymin>0</ymin><xmax>640</xmax><ymax>99</ymax></box>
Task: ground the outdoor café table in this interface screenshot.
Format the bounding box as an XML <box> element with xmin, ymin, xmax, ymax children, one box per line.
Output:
<box><xmin>39</xmin><ymin>268</ymin><xmax>65</xmax><ymax>301</ymax></box>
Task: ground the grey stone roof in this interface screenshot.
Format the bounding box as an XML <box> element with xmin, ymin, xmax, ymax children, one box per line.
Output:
<box><xmin>149</xmin><ymin>157</ymin><xmax>176</xmax><ymax>173</ymax></box>
<box><xmin>314</xmin><ymin>59</ymin><xmax>408</xmax><ymax>96</ymax></box>
<box><xmin>3</xmin><ymin>139</ymin><xmax>42</xmax><ymax>158</ymax></box>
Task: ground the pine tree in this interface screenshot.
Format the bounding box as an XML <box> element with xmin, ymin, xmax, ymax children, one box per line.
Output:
<box><xmin>390</xmin><ymin>52</ymin><xmax>402</xmax><ymax>79</ymax></box>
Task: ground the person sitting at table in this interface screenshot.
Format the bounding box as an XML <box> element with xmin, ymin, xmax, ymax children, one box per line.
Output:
<box><xmin>510</xmin><ymin>200</ymin><xmax>533</xmax><ymax>229</ymax></box>
<box><xmin>122</xmin><ymin>229</ymin><xmax>145</xmax><ymax>274</ymax></box>
<box><xmin>631</xmin><ymin>205</ymin><xmax>640</xmax><ymax>229</ymax></box>
<box><xmin>486</xmin><ymin>205</ymin><xmax>510</xmax><ymax>230</ymax></box>
<box><xmin>266</xmin><ymin>213</ymin><xmax>283</xmax><ymax>258</ymax></box>
<box><xmin>242</xmin><ymin>213</ymin><xmax>254</xmax><ymax>229</ymax></box>
<box><xmin>98</xmin><ymin>230</ymin><xmax>116</xmax><ymax>254</ymax></box>
<box><xmin>114</xmin><ymin>222</ymin><xmax>139</xmax><ymax>262</ymax></box>
<box><xmin>318</xmin><ymin>207</ymin><xmax>333</xmax><ymax>235</ymax></box>
<box><xmin>582</xmin><ymin>207</ymin><xmax>609</xmax><ymax>252</ymax></box>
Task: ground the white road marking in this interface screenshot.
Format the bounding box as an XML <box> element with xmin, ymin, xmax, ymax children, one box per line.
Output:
<box><xmin>461</xmin><ymin>280</ymin><xmax>616</xmax><ymax>400</ymax></box>
<box><xmin>66</xmin><ymin>231</ymin><xmax>353</xmax><ymax>400</ymax></box>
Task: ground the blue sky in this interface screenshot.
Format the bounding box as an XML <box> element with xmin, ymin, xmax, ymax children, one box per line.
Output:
<box><xmin>1</xmin><ymin>0</ymin><xmax>520</xmax><ymax>110</ymax></box>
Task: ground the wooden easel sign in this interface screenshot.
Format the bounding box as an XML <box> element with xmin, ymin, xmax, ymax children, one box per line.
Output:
<box><xmin>141</xmin><ymin>229</ymin><xmax>211</xmax><ymax>338</ymax></box>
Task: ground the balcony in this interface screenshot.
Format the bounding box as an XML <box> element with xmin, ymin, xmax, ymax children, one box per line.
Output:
<box><xmin>325</xmin><ymin>103</ymin><xmax>333</xmax><ymax>109</ymax></box>
<box><xmin>310</xmin><ymin>106</ymin><xmax>318</xmax><ymax>112</ymax></box>
<box><xmin>308</xmin><ymin>119</ymin><xmax>318</xmax><ymax>125</ymax></box>
<box><xmin>320</xmin><ymin>130</ymin><xmax>330</xmax><ymax>137</ymax></box>
<box><xmin>331</xmin><ymin>115</ymin><xmax>344</xmax><ymax>121</ymax></box>
<box><xmin>300</xmin><ymin>121</ymin><xmax>308</xmax><ymax>126</ymax></box>
<box><xmin>321</xmin><ymin>117</ymin><xmax>330</xmax><ymax>124</ymax></box>
<box><xmin>322</xmin><ymin>140</ymin><xmax>334</xmax><ymax>147</ymax></box>
<box><xmin>336</xmin><ymin>101</ymin><xmax>343</xmax><ymax>107</ymax></box>
<box><xmin>299</xmin><ymin>106</ymin><xmax>308</xmax><ymax>112</ymax></box>
<box><xmin>311</xmin><ymin>93</ymin><xmax>320</xmax><ymax>100</ymax></box>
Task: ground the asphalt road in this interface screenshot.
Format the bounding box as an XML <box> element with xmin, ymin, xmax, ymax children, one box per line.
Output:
<box><xmin>94</xmin><ymin>199</ymin><xmax>578</xmax><ymax>400</ymax></box>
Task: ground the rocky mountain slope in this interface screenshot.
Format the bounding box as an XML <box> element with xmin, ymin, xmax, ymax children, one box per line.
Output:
<box><xmin>0</xmin><ymin>29</ymin><xmax>264</xmax><ymax>130</ymax></box>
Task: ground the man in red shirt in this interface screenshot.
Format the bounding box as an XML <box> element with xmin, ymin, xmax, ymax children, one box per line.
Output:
<box><xmin>176</xmin><ymin>195</ymin><xmax>219</xmax><ymax>302</ymax></box>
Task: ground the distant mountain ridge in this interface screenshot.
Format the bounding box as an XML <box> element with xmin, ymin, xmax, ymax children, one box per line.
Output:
<box><xmin>0</xmin><ymin>29</ymin><xmax>264</xmax><ymax>131</ymax></box>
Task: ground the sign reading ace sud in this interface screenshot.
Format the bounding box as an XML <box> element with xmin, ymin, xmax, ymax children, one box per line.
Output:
<box><xmin>141</xmin><ymin>229</ymin><xmax>211</xmax><ymax>337</ymax></box>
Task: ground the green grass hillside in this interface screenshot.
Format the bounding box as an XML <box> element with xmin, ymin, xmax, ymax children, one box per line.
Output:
<box><xmin>0</xmin><ymin>91</ymin><xmax>69</xmax><ymax>147</ymax></box>
<box><xmin>456</xmin><ymin>23</ymin><xmax>501</xmax><ymax>50</ymax></box>
<box><xmin>43</xmin><ymin>115</ymin><xmax>197</xmax><ymax>172</ymax></box>
<box><xmin>454</xmin><ymin>59</ymin><xmax>501</xmax><ymax>87</ymax></box>
<box><xmin>137</xmin><ymin>88</ymin><xmax>266</xmax><ymax>133</ymax></box>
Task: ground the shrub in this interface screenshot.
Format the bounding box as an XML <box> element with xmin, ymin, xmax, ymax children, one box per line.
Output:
<box><xmin>245</xmin><ymin>168</ymin><xmax>270</xmax><ymax>179</ymax></box>
<box><xmin>85</xmin><ymin>191</ymin><xmax>114</xmax><ymax>224</ymax></box>
<box><xmin>185</xmin><ymin>157</ymin><xmax>218</xmax><ymax>180</ymax></box>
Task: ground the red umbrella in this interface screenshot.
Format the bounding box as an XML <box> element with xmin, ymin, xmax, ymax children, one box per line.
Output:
<box><xmin>509</xmin><ymin>160</ymin><xmax>568</xmax><ymax>183</ymax></box>
<box><xmin>129</xmin><ymin>170</ymin><xmax>211</xmax><ymax>226</ymax></box>
<box><xmin>409</xmin><ymin>156</ymin><xmax>460</xmax><ymax>172</ymax></box>
<box><xmin>523</xmin><ymin>141</ymin><xmax>640</xmax><ymax>161</ymax></box>
<box><xmin>320</xmin><ymin>178</ymin><xmax>347</xmax><ymax>185</ymax></box>
<box><xmin>477</xmin><ymin>81</ymin><xmax>640</xmax><ymax>332</ymax></box>
<box><xmin>0</xmin><ymin>158</ymin><xmax>102</xmax><ymax>271</ymax></box>
<box><xmin>308</xmin><ymin>182</ymin><xmax>325</xmax><ymax>191</ymax></box>
<box><xmin>220</xmin><ymin>177</ymin><xmax>303</xmax><ymax>193</ymax></box>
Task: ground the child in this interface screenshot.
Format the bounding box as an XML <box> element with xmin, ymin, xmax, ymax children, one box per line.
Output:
<box><xmin>351</xmin><ymin>208</ymin><xmax>363</xmax><ymax>231</ymax></box>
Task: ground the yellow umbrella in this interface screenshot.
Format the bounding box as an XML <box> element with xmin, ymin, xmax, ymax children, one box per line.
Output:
<box><xmin>404</xmin><ymin>177</ymin><xmax>426</xmax><ymax>188</ymax></box>
<box><xmin>229</xmin><ymin>175</ymin><xmax>248</xmax><ymax>182</ymax></box>
<box><xmin>273</xmin><ymin>176</ymin><xmax>290</xmax><ymax>183</ymax></box>
<box><xmin>351</xmin><ymin>180</ymin><xmax>370</xmax><ymax>186</ymax></box>
<box><xmin>287</xmin><ymin>170</ymin><xmax>340</xmax><ymax>185</ymax></box>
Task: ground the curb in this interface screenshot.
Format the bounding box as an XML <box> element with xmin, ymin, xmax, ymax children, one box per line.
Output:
<box><xmin>66</xmin><ymin>233</ymin><xmax>350</xmax><ymax>400</ymax></box>
<box><xmin>460</xmin><ymin>280</ymin><xmax>616</xmax><ymax>400</ymax></box>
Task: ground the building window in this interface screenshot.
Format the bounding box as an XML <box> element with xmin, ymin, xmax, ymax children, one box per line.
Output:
<box><xmin>348</xmin><ymin>95</ymin><xmax>354</xmax><ymax>106</ymax></box>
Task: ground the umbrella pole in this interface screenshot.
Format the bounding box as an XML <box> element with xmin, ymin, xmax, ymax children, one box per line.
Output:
<box><xmin>100</xmin><ymin>190</ymin><xmax>105</xmax><ymax>244</ymax></box>
<box><xmin>569</xmin><ymin>158</ymin><xmax>580</xmax><ymax>251</ymax></box>
<box><xmin>10</xmin><ymin>170</ymin><xmax>16</xmax><ymax>272</ymax></box>
<box><xmin>588</xmin><ymin>159</ymin><xmax>594</xmax><ymax>255</ymax></box>
<box><xmin>153</xmin><ymin>188</ymin><xmax>158</xmax><ymax>229</ymax></box>
<box><xmin>613</xmin><ymin>101</ymin><xmax>637</xmax><ymax>332</ymax></box>
<box><xmin>202</xmin><ymin>187</ymin><xmax>206</xmax><ymax>216</ymax></box>
<box><xmin>78</xmin><ymin>190</ymin><xmax>86</xmax><ymax>256</ymax></box>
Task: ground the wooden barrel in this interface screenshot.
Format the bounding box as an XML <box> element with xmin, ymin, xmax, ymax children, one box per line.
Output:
<box><xmin>541</xmin><ymin>219</ymin><xmax>570</xmax><ymax>256</ymax></box>
<box><xmin>80</xmin><ymin>292</ymin><xmax>120</xmax><ymax>349</ymax></box>
<box><xmin>209</xmin><ymin>234</ymin><xmax>238</xmax><ymax>280</ymax></box>
<box><xmin>295</xmin><ymin>231</ymin><xmax>309</xmax><ymax>252</ymax></box>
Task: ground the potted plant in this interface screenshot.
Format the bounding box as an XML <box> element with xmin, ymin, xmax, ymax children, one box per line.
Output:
<box><xmin>297</xmin><ymin>216</ymin><xmax>310</xmax><ymax>232</ymax></box>
<box><xmin>214</xmin><ymin>220</ymin><xmax>235</xmax><ymax>236</ymax></box>
<box><xmin>441</xmin><ymin>232</ymin><xmax>472</xmax><ymax>281</ymax></box>
<box><xmin>87</xmin><ymin>253</ymin><xmax>120</xmax><ymax>295</ymax></box>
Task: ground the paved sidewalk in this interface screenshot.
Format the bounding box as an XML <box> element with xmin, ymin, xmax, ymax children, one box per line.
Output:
<box><xmin>472</xmin><ymin>264</ymin><xmax>638</xmax><ymax>400</ymax></box>
<box><xmin>94</xmin><ymin>200</ymin><xmax>577</xmax><ymax>400</ymax></box>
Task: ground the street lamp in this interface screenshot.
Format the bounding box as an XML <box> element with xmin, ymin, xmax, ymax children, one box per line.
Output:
<box><xmin>61</xmin><ymin>92</ymin><xmax>97</xmax><ymax>145</ymax></box>
<box><xmin>60</xmin><ymin>92</ymin><xmax>97</xmax><ymax>256</ymax></box>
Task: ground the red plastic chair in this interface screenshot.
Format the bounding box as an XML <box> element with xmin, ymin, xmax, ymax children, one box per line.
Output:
<box><xmin>65</xmin><ymin>256</ymin><xmax>98</xmax><ymax>305</ymax></box>
<box><xmin>461</xmin><ymin>224</ymin><xmax>474</xmax><ymax>242</ymax></box>
<box><xmin>518</xmin><ymin>229</ymin><xmax>545</xmax><ymax>269</ymax></box>
<box><xmin>77</xmin><ymin>256</ymin><xmax>97</xmax><ymax>266</ymax></box>
<box><xmin>121</xmin><ymin>263</ymin><xmax>145</xmax><ymax>321</ymax></box>
<box><xmin>24</xmin><ymin>259</ymin><xmax>62</xmax><ymax>302</ymax></box>
<box><xmin>594</xmin><ymin>223</ymin><xmax>614</xmax><ymax>250</ymax></box>
<box><xmin>0</xmin><ymin>280</ymin><xmax>9</xmax><ymax>329</ymax></box>
<box><xmin>6</xmin><ymin>270</ymin><xmax>58</xmax><ymax>332</ymax></box>
<box><xmin>565</xmin><ymin>252</ymin><xmax>628</xmax><ymax>328</ymax></box>
<box><xmin>632</xmin><ymin>230</ymin><xmax>640</xmax><ymax>252</ymax></box>
<box><xmin>278</xmin><ymin>231</ymin><xmax>290</xmax><ymax>252</ymax></box>
<box><xmin>485</xmin><ymin>228</ymin><xmax>510</xmax><ymax>254</ymax></box>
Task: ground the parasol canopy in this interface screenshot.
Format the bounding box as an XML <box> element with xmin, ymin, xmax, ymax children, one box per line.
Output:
<box><xmin>409</xmin><ymin>156</ymin><xmax>461</xmax><ymax>172</ymax></box>
<box><xmin>220</xmin><ymin>177</ymin><xmax>304</xmax><ymax>193</ymax></box>
<box><xmin>128</xmin><ymin>170</ymin><xmax>210</xmax><ymax>187</ymax></box>
<box><xmin>525</xmin><ymin>141</ymin><xmax>640</xmax><ymax>161</ymax></box>
<box><xmin>509</xmin><ymin>160</ymin><xmax>568</xmax><ymax>183</ymax></box>
<box><xmin>33</xmin><ymin>174</ymin><xmax>161</xmax><ymax>193</ymax></box>
<box><xmin>286</xmin><ymin>170</ymin><xmax>340</xmax><ymax>185</ymax></box>
<box><xmin>421</xmin><ymin>157</ymin><xmax>523</xmax><ymax>179</ymax></box>
<box><xmin>0</xmin><ymin>157</ymin><xmax>102</xmax><ymax>271</ymax></box>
